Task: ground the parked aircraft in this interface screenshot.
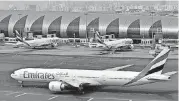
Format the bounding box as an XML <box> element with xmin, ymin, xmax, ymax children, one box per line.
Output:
<box><xmin>149</xmin><ymin>38</ymin><xmax>173</xmax><ymax>57</ymax></box>
<box><xmin>11</xmin><ymin>48</ymin><xmax>177</xmax><ymax>94</ymax></box>
<box><xmin>94</xmin><ymin>31</ymin><xmax>134</xmax><ymax>54</ymax></box>
<box><xmin>14</xmin><ymin>30</ymin><xmax>60</xmax><ymax>49</ymax></box>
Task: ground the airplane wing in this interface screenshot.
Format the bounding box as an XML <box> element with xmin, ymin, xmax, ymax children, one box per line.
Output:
<box><xmin>104</xmin><ymin>64</ymin><xmax>134</xmax><ymax>71</ymax></box>
<box><xmin>59</xmin><ymin>78</ymin><xmax>101</xmax><ymax>88</ymax></box>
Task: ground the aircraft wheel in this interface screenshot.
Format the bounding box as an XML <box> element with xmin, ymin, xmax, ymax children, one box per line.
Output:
<box><xmin>78</xmin><ymin>84</ymin><xmax>85</xmax><ymax>94</ymax></box>
<box><xmin>78</xmin><ymin>90</ymin><xmax>85</xmax><ymax>95</ymax></box>
<box><xmin>18</xmin><ymin>81</ymin><xmax>24</xmax><ymax>87</ymax></box>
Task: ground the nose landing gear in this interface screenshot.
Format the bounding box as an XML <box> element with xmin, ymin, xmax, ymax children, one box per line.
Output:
<box><xmin>18</xmin><ymin>81</ymin><xmax>24</xmax><ymax>87</ymax></box>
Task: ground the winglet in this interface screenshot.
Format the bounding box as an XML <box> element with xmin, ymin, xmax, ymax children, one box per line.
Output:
<box><xmin>124</xmin><ymin>48</ymin><xmax>170</xmax><ymax>86</ymax></box>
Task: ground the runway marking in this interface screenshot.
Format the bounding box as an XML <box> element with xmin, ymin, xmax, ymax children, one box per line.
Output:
<box><xmin>25</xmin><ymin>92</ymin><xmax>43</xmax><ymax>96</ymax></box>
<box><xmin>48</xmin><ymin>95</ymin><xmax>58</xmax><ymax>100</ymax></box>
<box><xmin>15</xmin><ymin>93</ymin><xmax>26</xmax><ymax>97</ymax></box>
<box><xmin>5</xmin><ymin>92</ymin><xmax>19</xmax><ymax>95</ymax></box>
<box><xmin>87</xmin><ymin>98</ymin><xmax>93</xmax><ymax>101</ymax></box>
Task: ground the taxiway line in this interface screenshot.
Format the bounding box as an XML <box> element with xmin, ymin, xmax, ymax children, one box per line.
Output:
<box><xmin>15</xmin><ymin>93</ymin><xmax>26</xmax><ymax>97</ymax></box>
<box><xmin>48</xmin><ymin>95</ymin><xmax>59</xmax><ymax>100</ymax></box>
<box><xmin>87</xmin><ymin>98</ymin><xmax>94</xmax><ymax>101</ymax></box>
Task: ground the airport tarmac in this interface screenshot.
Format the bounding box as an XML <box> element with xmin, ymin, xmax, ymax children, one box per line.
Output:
<box><xmin>0</xmin><ymin>45</ymin><xmax>178</xmax><ymax>59</ymax></box>
<box><xmin>0</xmin><ymin>46</ymin><xmax>178</xmax><ymax>101</ymax></box>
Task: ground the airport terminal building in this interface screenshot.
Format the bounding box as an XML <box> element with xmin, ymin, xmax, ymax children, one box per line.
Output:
<box><xmin>0</xmin><ymin>10</ymin><xmax>178</xmax><ymax>41</ymax></box>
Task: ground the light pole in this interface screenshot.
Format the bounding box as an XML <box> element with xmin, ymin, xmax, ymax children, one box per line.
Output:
<box><xmin>85</xmin><ymin>12</ymin><xmax>88</xmax><ymax>42</ymax></box>
<box><xmin>18</xmin><ymin>14</ymin><xmax>22</xmax><ymax>38</ymax></box>
<box><xmin>73</xmin><ymin>33</ymin><xmax>75</xmax><ymax>43</ymax></box>
<box><xmin>150</xmin><ymin>11</ymin><xmax>155</xmax><ymax>49</ymax></box>
<box><xmin>112</xmin><ymin>12</ymin><xmax>116</xmax><ymax>38</ymax></box>
<box><xmin>151</xmin><ymin>11</ymin><xmax>155</xmax><ymax>39</ymax></box>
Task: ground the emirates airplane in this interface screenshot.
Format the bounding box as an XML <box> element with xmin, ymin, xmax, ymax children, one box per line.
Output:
<box><xmin>95</xmin><ymin>31</ymin><xmax>134</xmax><ymax>53</ymax></box>
<box><xmin>14</xmin><ymin>30</ymin><xmax>60</xmax><ymax>49</ymax></box>
<box><xmin>11</xmin><ymin>48</ymin><xmax>177</xmax><ymax>94</ymax></box>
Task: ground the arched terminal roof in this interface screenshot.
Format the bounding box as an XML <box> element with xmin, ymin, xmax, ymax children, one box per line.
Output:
<box><xmin>30</xmin><ymin>15</ymin><xmax>44</xmax><ymax>35</ymax></box>
<box><xmin>0</xmin><ymin>10</ymin><xmax>178</xmax><ymax>39</ymax></box>
<box><xmin>149</xmin><ymin>20</ymin><xmax>162</xmax><ymax>38</ymax></box>
<box><xmin>13</xmin><ymin>15</ymin><xmax>28</xmax><ymax>36</ymax></box>
<box><xmin>127</xmin><ymin>19</ymin><xmax>140</xmax><ymax>38</ymax></box>
<box><xmin>48</xmin><ymin>16</ymin><xmax>62</xmax><ymax>37</ymax></box>
<box><xmin>87</xmin><ymin>17</ymin><xmax>99</xmax><ymax>38</ymax></box>
<box><xmin>0</xmin><ymin>15</ymin><xmax>11</xmax><ymax>37</ymax></box>
<box><xmin>106</xmin><ymin>18</ymin><xmax>119</xmax><ymax>38</ymax></box>
<box><xmin>66</xmin><ymin>17</ymin><xmax>80</xmax><ymax>38</ymax></box>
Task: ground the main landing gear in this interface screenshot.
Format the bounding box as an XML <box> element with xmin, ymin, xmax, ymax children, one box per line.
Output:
<box><xmin>78</xmin><ymin>84</ymin><xmax>85</xmax><ymax>94</ymax></box>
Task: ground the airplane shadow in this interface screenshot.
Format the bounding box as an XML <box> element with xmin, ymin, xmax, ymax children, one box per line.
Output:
<box><xmin>17</xmin><ymin>83</ymin><xmax>178</xmax><ymax>99</ymax></box>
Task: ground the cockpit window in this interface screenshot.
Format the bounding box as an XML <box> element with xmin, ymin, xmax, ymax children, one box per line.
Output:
<box><xmin>12</xmin><ymin>71</ymin><xmax>15</xmax><ymax>74</ymax></box>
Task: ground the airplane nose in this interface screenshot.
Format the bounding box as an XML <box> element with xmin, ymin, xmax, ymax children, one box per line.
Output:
<box><xmin>11</xmin><ymin>73</ymin><xmax>14</xmax><ymax>78</ymax></box>
<box><xmin>11</xmin><ymin>73</ymin><xmax>16</xmax><ymax>79</ymax></box>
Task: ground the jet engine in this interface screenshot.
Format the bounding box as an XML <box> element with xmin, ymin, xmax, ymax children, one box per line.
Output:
<box><xmin>51</xmin><ymin>43</ymin><xmax>58</xmax><ymax>48</ymax></box>
<box><xmin>49</xmin><ymin>81</ymin><xmax>68</xmax><ymax>92</ymax></box>
<box><xmin>129</xmin><ymin>44</ymin><xmax>134</xmax><ymax>50</ymax></box>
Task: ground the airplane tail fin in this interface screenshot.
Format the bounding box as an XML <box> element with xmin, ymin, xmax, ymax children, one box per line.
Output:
<box><xmin>95</xmin><ymin>31</ymin><xmax>103</xmax><ymax>44</ymax></box>
<box><xmin>124</xmin><ymin>48</ymin><xmax>170</xmax><ymax>85</ymax></box>
<box><xmin>15</xmin><ymin>30</ymin><xmax>31</xmax><ymax>47</ymax></box>
<box><xmin>95</xmin><ymin>31</ymin><xmax>111</xmax><ymax>50</ymax></box>
<box><xmin>15</xmin><ymin>30</ymin><xmax>23</xmax><ymax>42</ymax></box>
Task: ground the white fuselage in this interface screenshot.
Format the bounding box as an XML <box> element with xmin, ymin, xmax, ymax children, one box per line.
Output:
<box><xmin>97</xmin><ymin>38</ymin><xmax>134</xmax><ymax>50</ymax></box>
<box><xmin>11</xmin><ymin>68</ymin><xmax>166</xmax><ymax>87</ymax></box>
<box><xmin>105</xmin><ymin>39</ymin><xmax>133</xmax><ymax>46</ymax></box>
<box><xmin>16</xmin><ymin>37</ymin><xmax>60</xmax><ymax>48</ymax></box>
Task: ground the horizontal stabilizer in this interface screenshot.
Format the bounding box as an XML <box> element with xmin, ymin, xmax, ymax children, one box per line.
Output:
<box><xmin>147</xmin><ymin>78</ymin><xmax>168</xmax><ymax>81</ymax></box>
<box><xmin>163</xmin><ymin>71</ymin><xmax>177</xmax><ymax>76</ymax></box>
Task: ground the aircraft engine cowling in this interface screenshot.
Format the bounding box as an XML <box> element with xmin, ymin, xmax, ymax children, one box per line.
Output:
<box><xmin>49</xmin><ymin>81</ymin><xmax>67</xmax><ymax>92</ymax></box>
<box><xmin>51</xmin><ymin>43</ymin><xmax>58</xmax><ymax>47</ymax></box>
<box><xmin>129</xmin><ymin>44</ymin><xmax>134</xmax><ymax>50</ymax></box>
